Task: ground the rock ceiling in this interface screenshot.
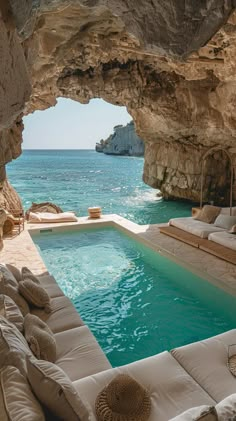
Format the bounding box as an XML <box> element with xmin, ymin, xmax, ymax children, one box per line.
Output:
<box><xmin>1</xmin><ymin>0</ymin><xmax>236</xmax><ymax>201</ymax></box>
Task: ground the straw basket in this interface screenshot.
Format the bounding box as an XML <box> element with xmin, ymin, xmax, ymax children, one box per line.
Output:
<box><xmin>88</xmin><ymin>207</ymin><xmax>102</xmax><ymax>219</ymax></box>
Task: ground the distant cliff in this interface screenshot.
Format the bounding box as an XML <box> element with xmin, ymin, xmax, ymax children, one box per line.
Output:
<box><xmin>96</xmin><ymin>121</ymin><xmax>144</xmax><ymax>156</ymax></box>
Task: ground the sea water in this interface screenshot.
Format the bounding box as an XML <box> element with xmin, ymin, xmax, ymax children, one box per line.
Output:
<box><xmin>7</xmin><ymin>150</ymin><xmax>192</xmax><ymax>224</ymax></box>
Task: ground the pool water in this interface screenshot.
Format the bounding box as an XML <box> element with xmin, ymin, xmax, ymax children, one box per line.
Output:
<box><xmin>33</xmin><ymin>227</ymin><xmax>236</xmax><ymax>367</ymax></box>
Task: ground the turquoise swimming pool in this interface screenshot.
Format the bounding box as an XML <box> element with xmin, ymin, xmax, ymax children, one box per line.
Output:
<box><xmin>32</xmin><ymin>227</ymin><xmax>236</xmax><ymax>367</ymax></box>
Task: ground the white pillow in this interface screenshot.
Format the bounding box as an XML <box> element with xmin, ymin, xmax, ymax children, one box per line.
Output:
<box><xmin>220</xmin><ymin>207</ymin><xmax>236</xmax><ymax>216</ymax></box>
<box><xmin>214</xmin><ymin>215</ymin><xmax>236</xmax><ymax>230</ymax></box>
<box><xmin>216</xmin><ymin>393</ymin><xmax>236</xmax><ymax>420</ymax></box>
<box><xmin>169</xmin><ymin>405</ymin><xmax>217</xmax><ymax>420</ymax></box>
<box><xmin>0</xmin><ymin>264</ymin><xmax>17</xmax><ymax>287</ymax></box>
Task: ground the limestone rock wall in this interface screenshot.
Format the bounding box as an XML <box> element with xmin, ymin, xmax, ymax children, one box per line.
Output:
<box><xmin>96</xmin><ymin>121</ymin><xmax>144</xmax><ymax>156</ymax></box>
<box><xmin>0</xmin><ymin>7</ymin><xmax>31</xmax><ymax>130</ymax></box>
<box><xmin>144</xmin><ymin>142</ymin><xmax>233</xmax><ymax>204</ymax></box>
<box><xmin>0</xmin><ymin>179</ymin><xmax>23</xmax><ymax>213</ymax></box>
<box><xmin>1</xmin><ymin>1</ymin><xmax>236</xmax><ymax>202</ymax></box>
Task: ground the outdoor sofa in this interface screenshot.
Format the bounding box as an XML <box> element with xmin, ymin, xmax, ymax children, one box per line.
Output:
<box><xmin>159</xmin><ymin>206</ymin><xmax>236</xmax><ymax>264</ymax></box>
<box><xmin>0</xmin><ymin>263</ymin><xmax>236</xmax><ymax>420</ymax></box>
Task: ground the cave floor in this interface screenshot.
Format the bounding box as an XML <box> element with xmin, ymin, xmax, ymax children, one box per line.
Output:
<box><xmin>1</xmin><ymin>214</ymin><xmax>236</xmax><ymax>297</ymax></box>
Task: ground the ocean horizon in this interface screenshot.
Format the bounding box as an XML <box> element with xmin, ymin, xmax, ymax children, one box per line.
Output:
<box><xmin>7</xmin><ymin>149</ymin><xmax>192</xmax><ymax>225</ymax></box>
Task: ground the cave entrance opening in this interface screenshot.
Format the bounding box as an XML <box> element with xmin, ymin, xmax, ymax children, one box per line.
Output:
<box><xmin>200</xmin><ymin>146</ymin><xmax>233</xmax><ymax>212</ymax></box>
<box><xmin>23</xmin><ymin>97</ymin><xmax>132</xmax><ymax>150</ymax></box>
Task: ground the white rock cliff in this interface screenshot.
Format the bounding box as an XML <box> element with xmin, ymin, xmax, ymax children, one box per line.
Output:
<box><xmin>96</xmin><ymin>121</ymin><xmax>144</xmax><ymax>156</ymax></box>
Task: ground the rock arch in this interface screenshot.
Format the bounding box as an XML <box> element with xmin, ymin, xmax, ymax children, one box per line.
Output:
<box><xmin>1</xmin><ymin>1</ymin><xmax>236</xmax><ymax>203</ymax></box>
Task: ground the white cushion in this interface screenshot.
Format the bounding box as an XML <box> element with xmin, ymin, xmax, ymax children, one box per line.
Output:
<box><xmin>208</xmin><ymin>231</ymin><xmax>236</xmax><ymax>251</ymax></box>
<box><xmin>0</xmin><ymin>294</ymin><xmax>24</xmax><ymax>332</ymax></box>
<box><xmin>170</xmin><ymin>217</ymin><xmax>225</xmax><ymax>238</ymax></box>
<box><xmin>0</xmin><ymin>366</ymin><xmax>45</xmax><ymax>421</ymax></box>
<box><xmin>220</xmin><ymin>207</ymin><xmax>236</xmax><ymax>216</ymax></box>
<box><xmin>5</xmin><ymin>264</ymin><xmax>22</xmax><ymax>283</ymax></box>
<box><xmin>0</xmin><ymin>264</ymin><xmax>17</xmax><ymax>287</ymax></box>
<box><xmin>37</xmin><ymin>274</ymin><xmax>64</xmax><ymax>298</ymax></box>
<box><xmin>55</xmin><ymin>326</ymin><xmax>111</xmax><ymax>381</ymax></box>
<box><xmin>169</xmin><ymin>405</ymin><xmax>217</xmax><ymax>420</ymax></box>
<box><xmin>27</xmin><ymin>357</ymin><xmax>91</xmax><ymax>421</ymax></box>
<box><xmin>216</xmin><ymin>393</ymin><xmax>236</xmax><ymax>420</ymax></box>
<box><xmin>171</xmin><ymin>329</ymin><xmax>236</xmax><ymax>402</ymax></box>
<box><xmin>31</xmin><ymin>296</ymin><xmax>84</xmax><ymax>333</ymax></box>
<box><xmin>0</xmin><ymin>316</ymin><xmax>33</xmax><ymax>376</ymax></box>
<box><xmin>73</xmin><ymin>351</ymin><xmax>215</xmax><ymax>421</ymax></box>
<box><xmin>214</xmin><ymin>215</ymin><xmax>236</xmax><ymax>230</ymax></box>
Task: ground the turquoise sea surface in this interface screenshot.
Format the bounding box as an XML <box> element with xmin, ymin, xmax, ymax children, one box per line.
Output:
<box><xmin>7</xmin><ymin>149</ymin><xmax>192</xmax><ymax>224</ymax></box>
<box><xmin>33</xmin><ymin>227</ymin><xmax>236</xmax><ymax>367</ymax></box>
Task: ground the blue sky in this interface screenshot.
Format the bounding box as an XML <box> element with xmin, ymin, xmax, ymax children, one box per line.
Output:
<box><xmin>23</xmin><ymin>98</ymin><xmax>132</xmax><ymax>149</ymax></box>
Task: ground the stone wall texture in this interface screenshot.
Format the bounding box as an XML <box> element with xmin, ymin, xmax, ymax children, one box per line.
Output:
<box><xmin>1</xmin><ymin>1</ymin><xmax>236</xmax><ymax>203</ymax></box>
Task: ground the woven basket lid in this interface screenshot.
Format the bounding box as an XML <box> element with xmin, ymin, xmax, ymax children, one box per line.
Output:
<box><xmin>95</xmin><ymin>374</ymin><xmax>151</xmax><ymax>421</ymax></box>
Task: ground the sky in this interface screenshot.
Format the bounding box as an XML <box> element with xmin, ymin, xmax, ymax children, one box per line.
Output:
<box><xmin>23</xmin><ymin>97</ymin><xmax>132</xmax><ymax>149</ymax></box>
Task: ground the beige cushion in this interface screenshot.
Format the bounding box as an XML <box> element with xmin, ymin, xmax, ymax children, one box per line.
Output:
<box><xmin>5</xmin><ymin>264</ymin><xmax>22</xmax><ymax>283</ymax></box>
<box><xmin>31</xmin><ymin>296</ymin><xmax>84</xmax><ymax>334</ymax></box>
<box><xmin>214</xmin><ymin>214</ymin><xmax>236</xmax><ymax>230</ymax></box>
<box><xmin>27</xmin><ymin>356</ymin><xmax>91</xmax><ymax>421</ymax></box>
<box><xmin>73</xmin><ymin>351</ymin><xmax>215</xmax><ymax>421</ymax></box>
<box><xmin>21</xmin><ymin>266</ymin><xmax>40</xmax><ymax>284</ymax></box>
<box><xmin>0</xmin><ymin>263</ymin><xmax>18</xmax><ymax>286</ymax></box>
<box><xmin>195</xmin><ymin>205</ymin><xmax>221</xmax><ymax>224</ymax></box>
<box><xmin>0</xmin><ymin>365</ymin><xmax>45</xmax><ymax>421</ymax></box>
<box><xmin>24</xmin><ymin>314</ymin><xmax>57</xmax><ymax>362</ymax></box>
<box><xmin>220</xmin><ymin>207</ymin><xmax>236</xmax><ymax>216</ymax></box>
<box><xmin>55</xmin><ymin>325</ymin><xmax>111</xmax><ymax>381</ymax></box>
<box><xmin>38</xmin><ymin>274</ymin><xmax>64</xmax><ymax>298</ymax></box>
<box><xmin>19</xmin><ymin>279</ymin><xmax>51</xmax><ymax>313</ymax></box>
<box><xmin>216</xmin><ymin>393</ymin><xmax>236</xmax><ymax>420</ymax></box>
<box><xmin>0</xmin><ymin>294</ymin><xmax>24</xmax><ymax>332</ymax></box>
<box><xmin>171</xmin><ymin>329</ymin><xmax>236</xmax><ymax>402</ymax></box>
<box><xmin>169</xmin><ymin>405</ymin><xmax>217</xmax><ymax>420</ymax></box>
<box><xmin>229</xmin><ymin>224</ymin><xmax>236</xmax><ymax>234</ymax></box>
<box><xmin>0</xmin><ymin>274</ymin><xmax>29</xmax><ymax>316</ymax></box>
<box><xmin>0</xmin><ymin>316</ymin><xmax>33</xmax><ymax>376</ymax></box>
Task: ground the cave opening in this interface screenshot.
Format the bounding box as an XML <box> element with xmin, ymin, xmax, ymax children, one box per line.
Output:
<box><xmin>7</xmin><ymin>96</ymin><xmax>163</xmax><ymax>226</ymax></box>
<box><xmin>23</xmin><ymin>97</ymin><xmax>132</xmax><ymax>150</ymax></box>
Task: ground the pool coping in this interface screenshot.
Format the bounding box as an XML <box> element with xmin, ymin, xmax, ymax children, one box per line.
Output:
<box><xmin>25</xmin><ymin>214</ymin><xmax>236</xmax><ymax>298</ymax></box>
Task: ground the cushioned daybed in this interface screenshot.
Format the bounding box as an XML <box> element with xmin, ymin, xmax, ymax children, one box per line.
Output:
<box><xmin>209</xmin><ymin>231</ymin><xmax>236</xmax><ymax>251</ymax></box>
<box><xmin>1</xmin><ymin>263</ymin><xmax>236</xmax><ymax>420</ymax></box>
<box><xmin>169</xmin><ymin>217</ymin><xmax>226</xmax><ymax>239</ymax></box>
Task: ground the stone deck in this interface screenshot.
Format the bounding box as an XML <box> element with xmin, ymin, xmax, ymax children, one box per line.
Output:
<box><xmin>1</xmin><ymin>214</ymin><xmax>236</xmax><ymax>296</ymax></box>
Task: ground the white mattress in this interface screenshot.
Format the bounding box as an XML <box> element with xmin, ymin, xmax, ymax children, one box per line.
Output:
<box><xmin>208</xmin><ymin>231</ymin><xmax>236</xmax><ymax>251</ymax></box>
<box><xmin>28</xmin><ymin>211</ymin><xmax>77</xmax><ymax>223</ymax></box>
<box><xmin>169</xmin><ymin>217</ymin><xmax>225</xmax><ymax>239</ymax></box>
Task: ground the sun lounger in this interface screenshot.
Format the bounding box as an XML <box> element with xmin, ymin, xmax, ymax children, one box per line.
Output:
<box><xmin>208</xmin><ymin>231</ymin><xmax>236</xmax><ymax>252</ymax></box>
<box><xmin>28</xmin><ymin>211</ymin><xmax>78</xmax><ymax>223</ymax></box>
<box><xmin>169</xmin><ymin>217</ymin><xmax>226</xmax><ymax>238</ymax></box>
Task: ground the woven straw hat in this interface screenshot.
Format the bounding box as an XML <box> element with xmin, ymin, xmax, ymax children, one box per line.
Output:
<box><xmin>95</xmin><ymin>374</ymin><xmax>151</xmax><ymax>421</ymax></box>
